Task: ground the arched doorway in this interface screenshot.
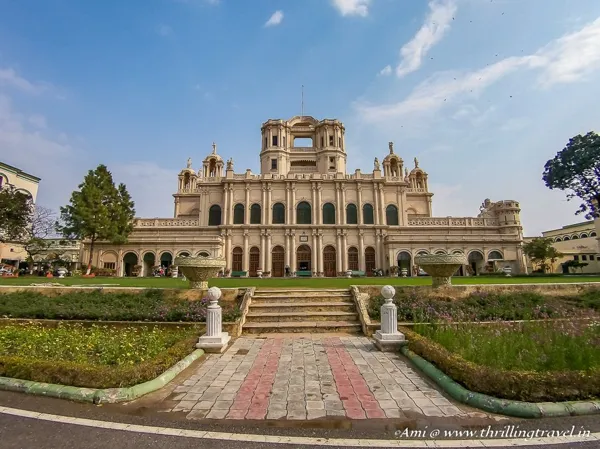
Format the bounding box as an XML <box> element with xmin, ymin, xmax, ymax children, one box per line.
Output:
<box><xmin>323</xmin><ymin>245</ymin><xmax>337</xmax><ymax>277</ymax></box>
<box><xmin>348</xmin><ymin>247</ymin><xmax>359</xmax><ymax>271</ymax></box>
<box><xmin>296</xmin><ymin>244</ymin><xmax>311</xmax><ymax>272</ymax></box>
<box><xmin>122</xmin><ymin>252</ymin><xmax>138</xmax><ymax>277</ymax></box>
<box><xmin>397</xmin><ymin>251</ymin><xmax>411</xmax><ymax>276</ymax></box>
<box><xmin>249</xmin><ymin>247</ymin><xmax>260</xmax><ymax>277</ymax></box>
<box><xmin>143</xmin><ymin>252</ymin><xmax>155</xmax><ymax>277</ymax></box>
<box><xmin>468</xmin><ymin>251</ymin><xmax>484</xmax><ymax>276</ymax></box>
<box><xmin>232</xmin><ymin>247</ymin><xmax>243</xmax><ymax>272</ymax></box>
<box><xmin>160</xmin><ymin>252</ymin><xmax>173</xmax><ymax>268</ymax></box>
<box><xmin>272</xmin><ymin>246</ymin><xmax>284</xmax><ymax>277</ymax></box>
<box><xmin>365</xmin><ymin>247</ymin><xmax>376</xmax><ymax>275</ymax></box>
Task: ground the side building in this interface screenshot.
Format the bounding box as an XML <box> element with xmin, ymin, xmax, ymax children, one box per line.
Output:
<box><xmin>85</xmin><ymin>115</ymin><xmax>527</xmax><ymax>277</ymax></box>
<box><xmin>525</xmin><ymin>220</ymin><xmax>600</xmax><ymax>274</ymax></box>
<box><xmin>0</xmin><ymin>162</ymin><xmax>41</xmax><ymax>268</ymax></box>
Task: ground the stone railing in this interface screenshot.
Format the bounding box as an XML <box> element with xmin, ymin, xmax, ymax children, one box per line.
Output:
<box><xmin>407</xmin><ymin>188</ymin><xmax>427</xmax><ymax>193</ymax></box>
<box><xmin>134</xmin><ymin>218</ymin><xmax>199</xmax><ymax>228</ymax></box>
<box><xmin>407</xmin><ymin>217</ymin><xmax>500</xmax><ymax>227</ymax></box>
<box><xmin>289</xmin><ymin>166</ymin><xmax>317</xmax><ymax>172</ymax></box>
<box><xmin>291</xmin><ymin>147</ymin><xmax>315</xmax><ymax>152</ymax></box>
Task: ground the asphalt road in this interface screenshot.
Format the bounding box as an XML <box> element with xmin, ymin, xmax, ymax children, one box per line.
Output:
<box><xmin>1</xmin><ymin>391</ymin><xmax>599</xmax><ymax>449</ymax></box>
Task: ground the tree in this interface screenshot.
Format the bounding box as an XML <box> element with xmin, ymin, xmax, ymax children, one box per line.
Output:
<box><xmin>58</xmin><ymin>165</ymin><xmax>135</xmax><ymax>275</ymax></box>
<box><xmin>562</xmin><ymin>259</ymin><xmax>588</xmax><ymax>274</ymax></box>
<box><xmin>0</xmin><ymin>185</ymin><xmax>33</xmax><ymax>243</ymax></box>
<box><xmin>523</xmin><ymin>237</ymin><xmax>563</xmax><ymax>273</ymax></box>
<box><xmin>18</xmin><ymin>206</ymin><xmax>57</xmax><ymax>273</ymax></box>
<box><xmin>543</xmin><ymin>131</ymin><xmax>600</xmax><ymax>220</ymax></box>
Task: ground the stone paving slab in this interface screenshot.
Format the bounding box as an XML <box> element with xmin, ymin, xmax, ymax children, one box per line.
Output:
<box><xmin>164</xmin><ymin>336</ymin><xmax>490</xmax><ymax>420</ymax></box>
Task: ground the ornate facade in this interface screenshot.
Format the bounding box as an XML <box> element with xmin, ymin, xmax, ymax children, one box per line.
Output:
<box><xmin>86</xmin><ymin>116</ymin><xmax>526</xmax><ymax>277</ymax></box>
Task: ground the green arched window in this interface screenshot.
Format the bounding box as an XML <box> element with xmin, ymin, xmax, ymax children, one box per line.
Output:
<box><xmin>323</xmin><ymin>203</ymin><xmax>336</xmax><ymax>224</ymax></box>
<box><xmin>297</xmin><ymin>201</ymin><xmax>312</xmax><ymax>224</ymax></box>
<box><xmin>250</xmin><ymin>204</ymin><xmax>261</xmax><ymax>224</ymax></box>
<box><xmin>346</xmin><ymin>204</ymin><xmax>358</xmax><ymax>225</ymax></box>
<box><xmin>233</xmin><ymin>203</ymin><xmax>244</xmax><ymax>224</ymax></box>
<box><xmin>386</xmin><ymin>205</ymin><xmax>399</xmax><ymax>226</ymax></box>
<box><xmin>208</xmin><ymin>205</ymin><xmax>222</xmax><ymax>226</ymax></box>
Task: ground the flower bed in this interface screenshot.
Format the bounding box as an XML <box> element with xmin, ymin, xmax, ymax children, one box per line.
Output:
<box><xmin>0</xmin><ymin>322</ymin><xmax>197</xmax><ymax>388</ymax></box>
<box><xmin>405</xmin><ymin>321</ymin><xmax>600</xmax><ymax>402</ymax></box>
<box><xmin>368</xmin><ymin>289</ymin><xmax>600</xmax><ymax>322</ymax></box>
<box><xmin>0</xmin><ymin>289</ymin><xmax>241</xmax><ymax>323</ymax></box>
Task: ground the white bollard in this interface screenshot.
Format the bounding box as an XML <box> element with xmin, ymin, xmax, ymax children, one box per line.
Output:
<box><xmin>373</xmin><ymin>285</ymin><xmax>406</xmax><ymax>352</ymax></box>
<box><xmin>196</xmin><ymin>286</ymin><xmax>231</xmax><ymax>353</ymax></box>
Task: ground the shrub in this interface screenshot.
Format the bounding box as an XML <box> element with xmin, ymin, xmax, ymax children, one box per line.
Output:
<box><xmin>0</xmin><ymin>322</ymin><xmax>197</xmax><ymax>388</ymax></box>
<box><xmin>0</xmin><ymin>289</ymin><xmax>241</xmax><ymax>323</ymax></box>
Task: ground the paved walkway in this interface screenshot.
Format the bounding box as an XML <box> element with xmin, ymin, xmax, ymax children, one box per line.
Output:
<box><xmin>163</xmin><ymin>336</ymin><xmax>487</xmax><ymax>420</ymax></box>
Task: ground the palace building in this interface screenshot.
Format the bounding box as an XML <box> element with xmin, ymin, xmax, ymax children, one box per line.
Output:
<box><xmin>86</xmin><ymin>115</ymin><xmax>527</xmax><ymax>277</ymax></box>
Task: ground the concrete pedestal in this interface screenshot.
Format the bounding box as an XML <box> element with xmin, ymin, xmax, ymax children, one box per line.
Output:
<box><xmin>373</xmin><ymin>285</ymin><xmax>406</xmax><ymax>352</ymax></box>
<box><xmin>195</xmin><ymin>287</ymin><xmax>231</xmax><ymax>353</ymax></box>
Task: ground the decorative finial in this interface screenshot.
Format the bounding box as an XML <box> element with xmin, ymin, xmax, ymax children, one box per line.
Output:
<box><xmin>389</xmin><ymin>142</ymin><xmax>394</xmax><ymax>154</ymax></box>
<box><xmin>212</xmin><ymin>142</ymin><xmax>217</xmax><ymax>154</ymax></box>
<box><xmin>186</xmin><ymin>157</ymin><xmax>192</xmax><ymax>169</ymax></box>
<box><xmin>414</xmin><ymin>157</ymin><xmax>419</xmax><ymax>168</ymax></box>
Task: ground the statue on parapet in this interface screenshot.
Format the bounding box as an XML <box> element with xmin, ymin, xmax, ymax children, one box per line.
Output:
<box><xmin>227</xmin><ymin>158</ymin><xmax>234</xmax><ymax>171</ymax></box>
<box><xmin>187</xmin><ymin>157</ymin><xmax>192</xmax><ymax>169</ymax></box>
<box><xmin>374</xmin><ymin>157</ymin><xmax>380</xmax><ymax>170</ymax></box>
<box><xmin>389</xmin><ymin>141</ymin><xmax>394</xmax><ymax>154</ymax></box>
<box><xmin>414</xmin><ymin>157</ymin><xmax>419</xmax><ymax>168</ymax></box>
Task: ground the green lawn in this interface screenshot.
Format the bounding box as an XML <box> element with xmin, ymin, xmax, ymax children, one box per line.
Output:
<box><xmin>1</xmin><ymin>275</ymin><xmax>600</xmax><ymax>289</ymax></box>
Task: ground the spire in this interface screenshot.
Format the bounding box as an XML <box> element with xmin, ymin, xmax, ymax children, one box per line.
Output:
<box><xmin>212</xmin><ymin>142</ymin><xmax>217</xmax><ymax>154</ymax></box>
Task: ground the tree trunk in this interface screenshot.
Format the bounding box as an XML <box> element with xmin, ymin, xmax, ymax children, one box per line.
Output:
<box><xmin>86</xmin><ymin>237</ymin><xmax>95</xmax><ymax>275</ymax></box>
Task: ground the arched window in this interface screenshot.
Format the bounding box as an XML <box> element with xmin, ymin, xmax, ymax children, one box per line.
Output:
<box><xmin>563</xmin><ymin>236</ymin><xmax>570</xmax><ymax>241</ymax></box>
<box><xmin>297</xmin><ymin>201</ymin><xmax>312</xmax><ymax>224</ymax></box>
<box><xmin>386</xmin><ymin>205</ymin><xmax>399</xmax><ymax>226</ymax></box>
<box><xmin>208</xmin><ymin>205</ymin><xmax>221</xmax><ymax>226</ymax></box>
<box><xmin>554</xmin><ymin>237</ymin><xmax>562</xmax><ymax>242</ymax></box>
<box><xmin>572</xmin><ymin>235</ymin><xmax>579</xmax><ymax>240</ymax></box>
<box><xmin>233</xmin><ymin>203</ymin><xmax>244</xmax><ymax>224</ymax></box>
<box><xmin>581</xmin><ymin>233</ymin><xmax>589</xmax><ymax>239</ymax></box>
<box><xmin>488</xmin><ymin>250</ymin><xmax>504</xmax><ymax>260</ymax></box>
<box><xmin>323</xmin><ymin>203</ymin><xmax>336</xmax><ymax>224</ymax></box>
<box><xmin>272</xmin><ymin>203</ymin><xmax>285</xmax><ymax>224</ymax></box>
<box><xmin>363</xmin><ymin>204</ymin><xmax>374</xmax><ymax>225</ymax></box>
<box><xmin>591</xmin><ymin>232</ymin><xmax>597</xmax><ymax>237</ymax></box>
<box><xmin>250</xmin><ymin>204</ymin><xmax>261</xmax><ymax>224</ymax></box>
<box><xmin>346</xmin><ymin>204</ymin><xmax>358</xmax><ymax>225</ymax></box>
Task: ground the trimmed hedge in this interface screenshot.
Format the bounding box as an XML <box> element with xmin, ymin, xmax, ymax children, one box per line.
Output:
<box><xmin>402</xmin><ymin>326</ymin><xmax>600</xmax><ymax>402</ymax></box>
<box><xmin>0</xmin><ymin>289</ymin><xmax>241</xmax><ymax>322</ymax></box>
<box><xmin>0</xmin><ymin>335</ymin><xmax>198</xmax><ymax>389</ymax></box>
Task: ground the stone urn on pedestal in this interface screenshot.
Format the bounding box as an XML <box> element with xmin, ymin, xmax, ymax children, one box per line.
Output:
<box><xmin>173</xmin><ymin>255</ymin><xmax>226</xmax><ymax>289</ymax></box>
<box><xmin>57</xmin><ymin>267</ymin><xmax>67</xmax><ymax>279</ymax></box>
<box><xmin>414</xmin><ymin>254</ymin><xmax>468</xmax><ymax>289</ymax></box>
<box><xmin>374</xmin><ymin>285</ymin><xmax>406</xmax><ymax>351</ymax></box>
<box><xmin>196</xmin><ymin>286</ymin><xmax>230</xmax><ymax>353</ymax></box>
<box><xmin>346</xmin><ymin>269</ymin><xmax>352</xmax><ymax>278</ymax></box>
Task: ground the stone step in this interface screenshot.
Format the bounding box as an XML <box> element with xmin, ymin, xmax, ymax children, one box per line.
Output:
<box><xmin>249</xmin><ymin>302</ymin><xmax>357</xmax><ymax>313</ymax></box>
<box><xmin>253</xmin><ymin>290</ymin><xmax>350</xmax><ymax>298</ymax></box>
<box><xmin>243</xmin><ymin>321</ymin><xmax>363</xmax><ymax>334</ymax></box>
<box><xmin>245</xmin><ymin>311</ymin><xmax>359</xmax><ymax>323</ymax></box>
<box><xmin>251</xmin><ymin>295</ymin><xmax>353</xmax><ymax>304</ymax></box>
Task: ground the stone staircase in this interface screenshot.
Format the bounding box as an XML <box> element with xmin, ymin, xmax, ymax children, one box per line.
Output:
<box><xmin>242</xmin><ymin>288</ymin><xmax>362</xmax><ymax>334</ymax></box>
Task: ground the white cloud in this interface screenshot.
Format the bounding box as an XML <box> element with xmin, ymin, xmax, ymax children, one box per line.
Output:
<box><xmin>265</xmin><ymin>10</ymin><xmax>284</xmax><ymax>27</ymax></box>
<box><xmin>379</xmin><ymin>65</ymin><xmax>392</xmax><ymax>76</ymax></box>
<box><xmin>357</xmin><ymin>16</ymin><xmax>600</xmax><ymax>122</ymax></box>
<box><xmin>28</xmin><ymin>114</ymin><xmax>47</xmax><ymax>129</ymax></box>
<box><xmin>0</xmin><ymin>68</ymin><xmax>50</xmax><ymax>94</ymax></box>
<box><xmin>331</xmin><ymin>0</ymin><xmax>370</xmax><ymax>17</ymax></box>
<box><xmin>156</xmin><ymin>24</ymin><xmax>173</xmax><ymax>36</ymax></box>
<box><xmin>395</xmin><ymin>0</ymin><xmax>457</xmax><ymax>77</ymax></box>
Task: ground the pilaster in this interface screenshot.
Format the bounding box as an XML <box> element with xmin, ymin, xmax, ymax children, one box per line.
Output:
<box><xmin>358</xmin><ymin>230</ymin><xmax>365</xmax><ymax>271</ymax></box>
<box><xmin>243</xmin><ymin>230</ymin><xmax>249</xmax><ymax>274</ymax></box>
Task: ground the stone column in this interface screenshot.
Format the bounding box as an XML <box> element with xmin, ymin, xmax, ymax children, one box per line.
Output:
<box><xmin>243</xmin><ymin>231</ymin><xmax>249</xmax><ymax>275</ymax></box>
<box><xmin>260</xmin><ymin>231</ymin><xmax>266</xmax><ymax>271</ymax></box>
<box><xmin>317</xmin><ymin>232</ymin><xmax>324</xmax><ymax>275</ymax></box>
<box><xmin>174</xmin><ymin>197</ymin><xmax>180</xmax><ymax>218</ymax></box>
<box><xmin>285</xmin><ymin>230</ymin><xmax>291</xmax><ymax>269</ymax></box>
<box><xmin>225</xmin><ymin>232</ymin><xmax>232</xmax><ymax>273</ymax></box>
<box><xmin>341</xmin><ymin>232</ymin><xmax>348</xmax><ymax>272</ymax></box>
<box><xmin>358</xmin><ymin>231</ymin><xmax>365</xmax><ymax>271</ymax></box>
<box><xmin>336</xmin><ymin>185</ymin><xmax>342</xmax><ymax>224</ymax></box>
<box><xmin>267</xmin><ymin>184</ymin><xmax>272</xmax><ymax>225</ymax></box>
<box><xmin>286</xmin><ymin>184</ymin><xmax>291</xmax><ymax>225</ymax></box>
<box><xmin>223</xmin><ymin>183</ymin><xmax>229</xmax><ymax>225</ymax></box>
<box><xmin>291</xmin><ymin>186</ymin><xmax>297</xmax><ymax>225</ymax></box>
<box><xmin>245</xmin><ymin>185</ymin><xmax>250</xmax><ymax>225</ymax></box>
<box><xmin>373</xmin><ymin>183</ymin><xmax>380</xmax><ymax>225</ymax></box>
<box><xmin>317</xmin><ymin>185</ymin><xmax>323</xmax><ymax>224</ymax></box>
<box><xmin>197</xmin><ymin>287</ymin><xmax>231</xmax><ymax>353</ymax></box>
<box><xmin>341</xmin><ymin>186</ymin><xmax>347</xmax><ymax>225</ymax></box>
<box><xmin>266</xmin><ymin>232</ymin><xmax>272</xmax><ymax>276</ymax></box>
<box><xmin>357</xmin><ymin>185</ymin><xmax>363</xmax><ymax>225</ymax></box>
<box><xmin>312</xmin><ymin>230</ymin><xmax>317</xmax><ymax>275</ymax></box>
<box><xmin>374</xmin><ymin>285</ymin><xmax>406</xmax><ymax>352</ymax></box>
<box><xmin>261</xmin><ymin>185</ymin><xmax>266</xmax><ymax>224</ymax></box>
<box><xmin>376</xmin><ymin>234</ymin><xmax>383</xmax><ymax>269</ymax></box>
<box><xmin>379</xmin><ymin>185</ymin><xmax>386</xmax><ymax>226</ymax></box>
<box><xmin>291</xmin><ymin>231</ymin><xmax>297</xmax><ymax>272</ymax></box>
<box><xmin>336</xmin><ymin>232</ymin><xmax>342</xmax><ymax>275</ymax></box>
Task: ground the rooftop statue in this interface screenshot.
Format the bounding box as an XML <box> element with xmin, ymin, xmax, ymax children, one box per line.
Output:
<box><xmin>374</xmin><ymin>157</ymin><xmax>380</xmax><ymax>170</ymax></box>
<box><xmin>187</xmin><ymin>157</ymin><xmax>192</xmax><ymax>169</ymax></box>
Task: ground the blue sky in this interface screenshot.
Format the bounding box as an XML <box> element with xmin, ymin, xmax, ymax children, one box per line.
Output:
<box><xmin>2</xmin><ymin>0</ymin><xmax>600</xmax><ymax>235</ymax></box>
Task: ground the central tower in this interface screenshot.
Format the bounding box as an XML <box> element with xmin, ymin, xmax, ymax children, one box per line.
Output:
<box><xmin>260</xmin><ymin>116</ymin><xmax>347</xmax><ymax>175</ymax></box>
